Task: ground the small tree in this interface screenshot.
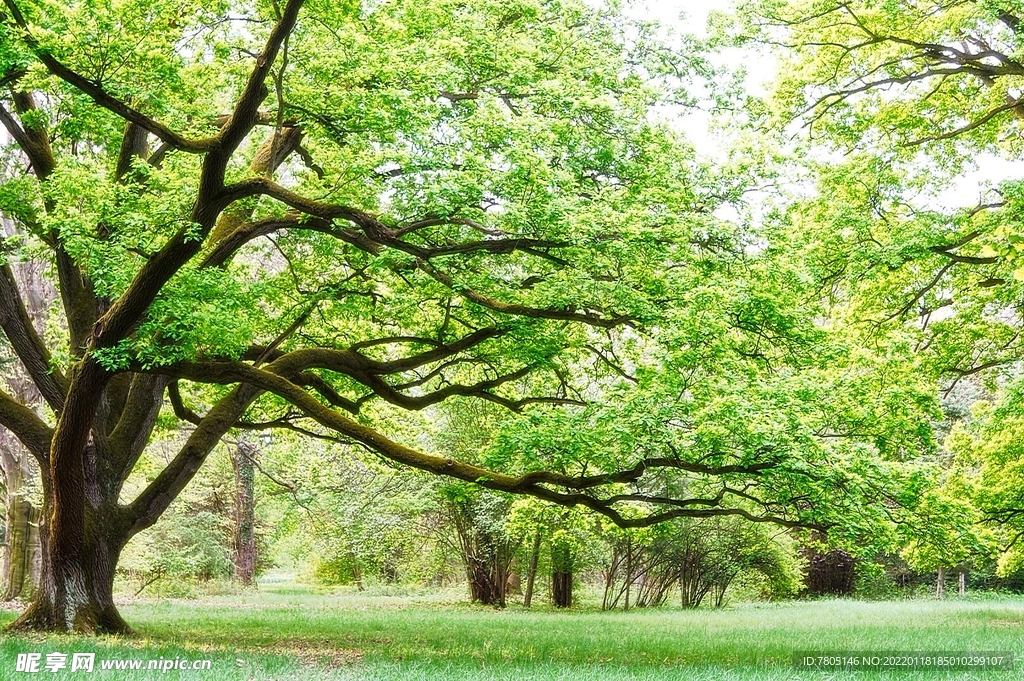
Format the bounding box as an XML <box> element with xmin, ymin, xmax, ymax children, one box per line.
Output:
<box><xmin>443</xmin><ymin>485</ymin><xmax>518</xmax><ymax>607</ymax></box>
<box><xmin>602</xmin><ymin>516</ymin><xmax>802</xmax><ymax>610</ymax></box>
<box><xmin>900</xmin><ymin>482</ymin><xmax>994</xmax><ymax>598</ymax></box>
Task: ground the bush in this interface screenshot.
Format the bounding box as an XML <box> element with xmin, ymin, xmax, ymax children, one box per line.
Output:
<box><xmin>120</xmin><ymin>510</ymin><xmax>233</xmax><ymax>593</ymax></box>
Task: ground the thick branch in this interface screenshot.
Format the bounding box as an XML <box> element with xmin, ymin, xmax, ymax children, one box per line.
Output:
<box><xmin>217</xmin><ymin>0</ymin><xmax>305</xmax><ymax>154</ymax></box>
<box><xmin>0</xmin><ymin>259</ymin><xmax>68</xmax><ymax>411</ymax></box>
<box><xmin>126</xmin><ymin>385</ymin><xmax>261</xmax><ymax>533</ymax></box>
<box><xmin>151</xmin><ymin>360</ymin><xmax>823</xmax><ymax>530</ymax></box>
<box><xmin>107</xmin><ymin>375</ymin><xmax>170</xmax><ymax>482</ymax></box>
<box><xmin>0</xmin><ymin>385</ymin><xmax>52</xmax><ymax>463</ymax></box>
<box><xmin>2</xmin><ymin>94</ymin><xmax>103</xmax><ymax>354</ymax></box>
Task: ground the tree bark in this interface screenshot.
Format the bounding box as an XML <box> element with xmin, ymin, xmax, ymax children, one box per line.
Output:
<box><xmin>936</xmin><ymin>566</ymin><xmax>945</xmax><ymax>599</ymax></box>
<box><xmin>0</xmin><ymin>0</ymin><xmax>302</xmax><ymax>635</ymax></box>
<box><xmin>231</xmin><ymin>440</ymin><xmax>257</xmax><ymax>587</ymax></box>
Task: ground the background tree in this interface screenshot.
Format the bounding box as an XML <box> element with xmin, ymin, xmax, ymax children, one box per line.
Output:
<box><xmin>737</xmin><ymin>0</ymin><xmax>1024</xmax><ymax>376</ymax></box>
<box><xmin>434</xmin><ymin>399</ymin><xmax>517</xmax><ymax>606</ymax></box>
<box><xmin>228</xmin><ymin>437</ymin><xmax>258</xmax><ymax>587</ymax></box>
<box><xmin>600</xmin><ymin>516</ymin><xmax>802</xmax><ymax>610</ymax></box>
<box><xmin>0</xmin><ymin>216</ymin><xmax>49</xmax><ymax>600</ymax></box>
<box><xmin>946</xmin><ymin>389</ymin><xmax>1024</xmax><ymax>582</ymax></box>
<box><xmin>732</xmin><ymin>0</ymin><xmax>1024</xmax><ymax>593</ymax></box>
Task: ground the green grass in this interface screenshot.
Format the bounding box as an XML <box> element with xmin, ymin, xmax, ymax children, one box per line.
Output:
<box><xmin>2</xmin><ymin>586</ymin><xmax>1023</xmax><ymax>679</ymax></box>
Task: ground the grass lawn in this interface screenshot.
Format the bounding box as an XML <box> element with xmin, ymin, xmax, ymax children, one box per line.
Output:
<box><xmin>2</xmin><ymin>585</ymin><xmax>1023</xmax><ymax>679</ymax></box>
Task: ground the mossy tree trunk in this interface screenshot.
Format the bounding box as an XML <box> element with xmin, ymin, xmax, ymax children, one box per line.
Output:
<box><xmin>1</xmin><ymin>436</ymin><xmax>41</xmax><ymax>601</ymax></box>
<box><xmin>11</xmin><ymin>514</ymin><xmax>129</xmax><ymax>633</ymax></box>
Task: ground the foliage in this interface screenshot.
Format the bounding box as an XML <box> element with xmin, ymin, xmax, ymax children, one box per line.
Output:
<box><xmin>730</xmin><ymin>0</ymin><xmax>1024</xmax><ymax>581</ymax></box>
<box><xmin>944</xmin><ymin>385</ymin><xmax>1024</xmax><ymax>577</ymax></box>
<box><xmin>734</xmin><ymin>0</ymin><xmax>1024</xmax><ymax>382</ymax></box>
<box><xmin>120</xmin><ymin>510</ymin><xmax>233</xmax><ymax>584</ymax></box>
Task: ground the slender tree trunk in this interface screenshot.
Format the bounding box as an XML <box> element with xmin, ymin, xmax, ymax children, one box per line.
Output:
<box><xmin>936</xmin><ymin>566</ymin><xmax>945</xmax><ymax>599</ymax></box>
<box><xmin>494</xmin><ymin>549</ymin><xmax>509</xmax><ymax>608</ymax></box>
<box><xmin>958</xmin><ymin>570</ymin><xmax>965</xmax><ymax>596</ymax></box>
<box><xmin>231</xmin><ymin>440</ymin><xmax>257</xmax><ymax>587</ymax></box>
<box><xmin>523</xmin><ymin>531</ymin><xmax>541</xmax><ymax>608</ymax></box>
<box><xmin>551</xmin><ymin>544</ymin><xmax>572</xmax><ymax>608</ymax></box>
<box><xmin>353</xmin><ymin>559</ymin><xmax>364</xmax><ymax>591</ymax></box>
<box><xmin>624</xmin><ymin>535</ymin><xmax>632</xmax><ymax>611</ymax></box>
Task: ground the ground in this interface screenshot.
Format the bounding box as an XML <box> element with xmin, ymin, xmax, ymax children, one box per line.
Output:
<box><xmin>2</xmin><ymin>584</ymin><xmax>1022</xmax><ymax>679</ymax></box>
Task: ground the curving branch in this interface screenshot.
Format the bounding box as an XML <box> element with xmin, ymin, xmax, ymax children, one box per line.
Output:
<box><xmin>0</xmin><ymin>259</ymin><xmax>68</xmax><ymax>412</ymax></box>
<box><xmin>209</xmin><ymin>177</ymin><xmax>631</xmax><ymax>329</ymax></box>
<box><xmin>168</xmin><ymin>381</ymin><xmax>203</xmax><ymax>425</ymax></box>
<box><xmin>147</xmin><ymin>359</ymin><xmax>825</xmax><ymax>530</ymax></box>
<box><xmin>0</xmin><ymin>386</ymin><xmax>53</xmax><ymax>464</ymax></box>
<box><xmin>418</xmin><ymin>260</ymin><xmax>633</xmax><ymax>329</ymax></box>
<box><xmin>0</xmin><ymin>94</ymin><xmax>98</xmax><ymax>353</ymax></box>
<box><xmin>126</xmin><ymin>384</ymin><xmax>262</xmax><ymax>533</ymax></box>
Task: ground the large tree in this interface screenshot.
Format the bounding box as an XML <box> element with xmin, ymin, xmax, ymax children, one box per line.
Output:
<box><xmin>0</xmin><ymin>0</ymin><xmax>934</xmax><ymax>633</ymax></box>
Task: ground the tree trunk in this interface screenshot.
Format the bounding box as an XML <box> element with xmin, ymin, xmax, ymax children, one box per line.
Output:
<box><xmin>467</xmin><ymin>553</ymin><xmax>507</xmax><ymax>607</ymax></box>
<box><xmin>450</xmin><ymin>501</ymin><xmax>515</xmax><ymax>608</ymax></box>
<box><xmin>958</xmin><ymin>570</ymin><xmax>965</xmax><ymax>596</ymax></box>
<box><xmin>936</xmin><ymin>566</ymin><xmax>945</xmax><ymax>599</ymax></box>
<box><xmin>8</xmin><ymin>379</ymin><xmax>256</xmax><ymax>634</ymax></box>
<box><xmin>624</xmin><ymin>535</ymin><xmax>632</xmax><ymax>611</ymax></box>
<box><xmin>1</xmin><ymin>493</ymin><xmax>40</xmax><ymax>601</ymax></box>
<box><xmin>353</xmin><ymin>559</ymin><xmax>364</xmax><ymax>591</ymax></box>
<box><xmin>1</xmin><ymin>439</ymin><xmax>41</xmax><ymax>600</ymax></box>
<box><xmin>9</xmin><ymin>495</ymin><xmax>131</xmax><ymax>634</ymax></box>
<box><xmin>551</xmin><ymin>544</ymin><xmax>572</xmax><ymax>608</ymax></box>
<box><xmin>523</xmin><ymin>531</ymin><xmax>541</xmax><ymax>608</ymax></box>
<box><xmin>0</xmin><ymin>222</ymin><xmax>49</xmax><ymax>601</ymax></box>
<box><xmin>230</xmin><ymin>440</ymin><xmax>257</xmax><ymax>587</ymax></box>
